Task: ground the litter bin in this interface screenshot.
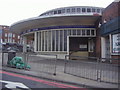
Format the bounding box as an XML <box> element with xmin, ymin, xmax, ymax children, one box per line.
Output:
<box><xmin>7</xmin><ymin>50</ymin><xmax>16</xmax><ymax>65</ymax></box>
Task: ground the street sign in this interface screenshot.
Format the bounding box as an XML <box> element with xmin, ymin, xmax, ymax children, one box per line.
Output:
<box><xmin>0</xmin><ymin>80</ymin><xmax>29</xmax><ymax>89</ymax></box>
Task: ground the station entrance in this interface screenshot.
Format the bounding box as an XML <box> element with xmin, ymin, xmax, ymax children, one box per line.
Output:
<box><xmin>69</xmin><ymin>37</ymin><xmax>95</xmax><ymax>59</ymax></box>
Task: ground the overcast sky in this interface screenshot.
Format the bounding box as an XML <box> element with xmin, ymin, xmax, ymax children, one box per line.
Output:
<box><xmin>0</xmin><ymin>0</ymin><xmax>115</xmax><ymax>26</ymax></box>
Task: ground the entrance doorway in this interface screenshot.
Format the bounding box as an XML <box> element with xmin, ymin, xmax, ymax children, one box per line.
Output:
<box><xmin>69</xmin><ymin>37</ymin><xmax>88</xmax><ymax>57</ymax></box>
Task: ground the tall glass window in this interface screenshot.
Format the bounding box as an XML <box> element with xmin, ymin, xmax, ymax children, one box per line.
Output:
<box><xmin>87</xmin><ymin>8</ymin><xmax>91</xmax><ymax>12</ymax></box>
<box><xmin>73</xmin><ymin>29</ymin><xmax>76</xmax><ymax>35</ymax></box>
<box><xmin>48</xmin><ymin>31</ymin><xmax>51</xmax><ymax>51</ymax></box>
<box><xmin>77</xmin><ymin>29</ymin><xmax>81</xmax><ymax>35</ymax></box>
<box><xmin>72</xmin><ymin>8</ymin><xmax>75</xmax><ymax>12</ymax></box>
<box><xmin>91</xmin><ymin>29</ymin><xmax>95</xmax><ymax>35</ymax></box>
<box><xmin>82</xmin><ymin>8</ymin><xmax>86</xmax><ymax>12</ymax></box>
<box><xmin>97</xmin><ymin>9</ymin><xmax>100</xmax><ymax>13</ymax></box>
<box><xmin>67</xmin><ymin>9</ymin><xmax>70</xmax><ymax>13</ymax></box>
<box><xmin>87</xmin><ymin>30</ymin><xmax>90</xmax><ymax>35</ymax></box>
<box><xmin>60</xmin><ymin>30</ymin><xmax>63</xmax><ymax>51</ymax></box>
<box><xmin>62</xmin><ymin>9</ymin><xmax>65</xmax><ymax>13</ymax></box>
<box><xmin>52</xmin><ymin>30</ymin><xmax>55</xmax><ymax>51</ymax></box>
<box><xmin>64</xmin><ymin>30</ymin><xmax>67</xmax><ymax>51</ymax></box>
<box><xmin>92</xmin><ymin>8</ymin><xmax>96</xmax><ymax>12</ymax></box>
<box><xmin>58</xmin><ymin>10</ymin><xmax>62</xmax><ymax>14</ymax></box>
<box><xmin>82</xmin><ymin>30</ymin><xmax>85</xmax><ymax>35</ymax></box>
<box><xmin>54</xmin><ymin>11</ymin><xmax>57</xmax><ymax>14</ymax></box>
<box><xmin>68</xmin><ymin>29</ymin><xmax>71</xmax><ymax>35</ymax></box>
<box><xmin>36</xmin><ymin>28</ymin><xmax>95</xmax><ymax>52</ymax></box>
<box><xmin>56</xmin><ymin>30</ymin><xmax>59</xmax><ymax>51</ymax></box>
<box><xmin>77</xmin><ymin>8</ymin><xmax>81</xmax><ymax>12</ymax></box>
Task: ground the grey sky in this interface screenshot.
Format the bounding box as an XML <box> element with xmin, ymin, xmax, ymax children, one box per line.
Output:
<box><xmin>0</xmin><ymin>0</ymin><xmax>114</xmax><ymax>26</ymax></box>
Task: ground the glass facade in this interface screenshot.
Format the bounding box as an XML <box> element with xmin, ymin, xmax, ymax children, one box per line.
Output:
<box><xmin>36</xmin><ymin>28</ymin><xmax>96</xmax><ymax>52</ymax></box>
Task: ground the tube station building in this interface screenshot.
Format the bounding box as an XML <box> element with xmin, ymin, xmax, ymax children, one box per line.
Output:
<box><xmin>10</xmin><ymin>3</ymin><xmax>119</xmax><ymax>59</ymax></box>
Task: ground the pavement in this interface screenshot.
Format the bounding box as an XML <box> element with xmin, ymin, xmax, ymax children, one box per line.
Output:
<box><xmin>0</xmin><ymin>53</ymin><xmax>119</xmax><ymax>89</ymax></box>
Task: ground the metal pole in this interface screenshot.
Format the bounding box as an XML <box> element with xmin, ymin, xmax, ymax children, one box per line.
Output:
<box><xmin>97</xmin><ymin>58</ymin><xmax>101</xmax><ymax>82</ymax></box>
<box><xmin>64</xmin><ymin>55</ymin><xmax>68</xmax><ymax>73</ymax></box>
<box><xmin>2</xmin><ymin>52</ymin><xmax>4</xmax><ymax>66</ymax></box>
<box><xmin>53</xmin><ymin>55</ymin><xmax>57</xmax><ymax>76</ymax></box>
<box><xmin>23</xmin><ymin>52</ymin><xmax>27</xmax><ymax>70</ymax></box>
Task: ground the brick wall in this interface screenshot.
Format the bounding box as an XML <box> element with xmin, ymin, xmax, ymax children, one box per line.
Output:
<box><xmin>102</xmin><ymin>2</ymin><xmax>120</xmax><ymax>23</ymax></box>
<box><xmin>0</xmin><ymin>25</ymin><xmax>20</xmax><ymax>43</ymax></box>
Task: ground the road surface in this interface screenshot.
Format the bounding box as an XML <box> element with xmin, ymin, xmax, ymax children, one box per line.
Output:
<box><xmin>0</xmin><ymin>70</ymin><xmax>88</xmax><ymax>89</ymax></box>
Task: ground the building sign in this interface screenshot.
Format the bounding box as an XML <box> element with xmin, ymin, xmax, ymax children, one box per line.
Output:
<box><xmin>79</xmin><ymin>44</ymin><xmax>87</xmax><ymax>51</ymax></box>
<box><xmin>79</xmin><ymin>44</ymin><xmax>87</xmax><ymax>48</ymax></box>
<box><xmin>112</xmin><ymin>33</ymin><xmax>120</xmax><ymax>54</ymax></box>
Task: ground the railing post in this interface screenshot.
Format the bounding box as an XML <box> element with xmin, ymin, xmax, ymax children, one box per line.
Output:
<box><xmin>2</xmin><ymin>52</ymin><xmax>4</xmax><ymax>66</ymax></box>
<box><xmin>64</xmin><ymin>55</ymin><xmax>68</xmax><ymax>73</ymax></box>
<box><xmin>23</xmin><ymin>52</ymin><xmax>28</xmax><ymax>70</ymax></box>
<box><xmin>97</xmin><ymin>58</ymin><xmax>101</xmax><ymax>82</ymax></box>
<box><xmin>25</xmin><ymin>53</ymin><xmax>29</xmax><ymax>70</ymax></box>
<box><xmin>53</xmin><ymin>55</ymin><xmax>57</xmax><ymax>76</ymax></box>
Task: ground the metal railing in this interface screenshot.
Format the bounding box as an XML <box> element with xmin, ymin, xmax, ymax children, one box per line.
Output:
<box><xmin>64</xmin><ymin>55</ymin><xmax>119</xmax><ymax>84</ymax></box>
<box><xmin>99</xmin><ymin>58</ymin><xmax>119</xmax><ymax>84</ymax></box>
<box><xmin>64</xmin><ymin>55</ymin><xmax>99</xmax><ymax>81</ymax></box>
<box><xmin>1</xmin><ymin>52</ymin><xmax>119</xmax><ymax>84</ymax></box>
<box><xmin>17</xmin><ymin>53</ymin><xmax>58</xmax><ymax>75</ymax></box>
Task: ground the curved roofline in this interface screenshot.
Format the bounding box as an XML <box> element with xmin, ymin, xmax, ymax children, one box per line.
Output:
<box><xmin>11</xmin><ymin>13</ymin><xmax>101</xmax><ymax>27</ymax></box>
<box><xmin>10</xmin><ymin>15</ymin><xmax>101</xmax><ymax>34</ymax></box>
<box><xmin>39</xmin><ymin>6</ymin><xmax>104</xmax><ymax>16</ymax></box>
<box><xmin>10</xmin><ymin>6</ymin><xmax>102</xmax><ymax>34</ymax></box>
<box><xmin>10</xmin><ymin>6</ymin><xmax>103</xmax><ymax>27</ymax></box>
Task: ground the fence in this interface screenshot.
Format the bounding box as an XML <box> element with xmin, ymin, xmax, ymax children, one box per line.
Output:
<box><xmin>1</xmin><ymin>52</ymin><xmax>119</xmax><ymax>84</ymax></box>
<box><xmin>16</xmin><ymin>53</ymin><xmax>57</xmax><ymax>75</ymax></box>
<box><xmin>64</xmin><ymin>55</ymin><xmax>119</xmax><ymax>84</ymax></box>
<box><xmin>99</xmin><ymin>58</ymin><xmax>119</xmax><ymax>84</ymax></box>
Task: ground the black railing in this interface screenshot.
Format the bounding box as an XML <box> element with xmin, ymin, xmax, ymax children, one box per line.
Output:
<box><xmin>64</xmin><ymin>55</ymin><xmax>119</xmax><ymax>84</ymax></box>
<box><xmin>1</xmin><ymin>52</ymin><xmax>119</xmax><ymax>84</ymax></box>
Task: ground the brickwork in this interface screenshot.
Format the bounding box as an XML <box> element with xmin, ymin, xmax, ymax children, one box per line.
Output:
<box><xmin>0</xmin><ymin>25</ymin><xmax>20</xmax><ymax>43</ymax></box>
<box><xmin>101</xmin><ymin>2</ymin><xmax>120</xmax><ymax>59</ymax></box>
<box><xmin>102</xmin><ymin>2</ymin><xmax>120</xmax><ymax>23</ymax></box>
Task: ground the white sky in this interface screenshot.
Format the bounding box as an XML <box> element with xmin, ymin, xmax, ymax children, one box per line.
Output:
<box><xmin>0</xmin><ymin>0</ymin><xmax>114</xmax><ymax>26</ymax></box>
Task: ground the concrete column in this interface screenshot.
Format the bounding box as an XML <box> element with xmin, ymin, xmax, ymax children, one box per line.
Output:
<box><xmin>109</xmin><ymin>34</ymin><xmax>112</xmax><ymax>58</ymax></box>
<box><xmin>34</xmin><ymin>32</ymin><xmax>37</xmax><ymax>52</ymax></box>
<box><xmin>23</xmin><ymin>36</ymin><xmax>27</xmax><ymax>52</ymax></box>
<box><xmin>38</xmin><ymin>32</ymin><xmax>40</xmax><ymax>51</ymax></box>
<box><xmin>101</xmin><ymin>37</ymin><xmax>106</xmax><ymax>58</ymax></box>
<box><xmin>67</xmin><ymin>36</ymin><xmax>69</xmax><ymax>55</ymax></box>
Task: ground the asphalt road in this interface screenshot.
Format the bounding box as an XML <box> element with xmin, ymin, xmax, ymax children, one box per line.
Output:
<box><xmin>0</xmin><ymin>70</ymin><xmax>88</xmax><ymax>90</ymax></box>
